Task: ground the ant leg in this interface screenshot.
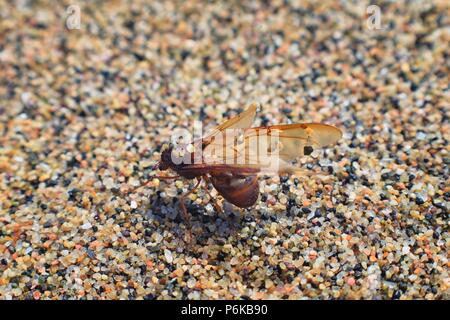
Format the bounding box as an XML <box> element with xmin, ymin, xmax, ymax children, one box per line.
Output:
<box><xmin>179</xmin><ymin>178</ymin><xmax>201</xmax><ymax>243</ymax></box>
<box><xmin>201</xmin><ymin>176</ymin><xmax>223</xmax><ymax>214</ymax></box>
<box><xmin>154</xmin><ymin>175</ymin><xmax>180</xmax><ymax>180</ymax></box>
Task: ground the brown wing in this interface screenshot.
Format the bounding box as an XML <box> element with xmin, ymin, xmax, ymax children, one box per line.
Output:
<box><xmin>201</xmin><ymin>123</ymin><xmax>342</xmax><ymax>175</ymax></box>
<box><xmin>243</xmin><ymin>123</ymin><xmax>343</xmax><ymax>161</ymax></box>
<box><xmin>196</xmin><ymin>103</ymin><xmax>257</xmax><ymax>149</ymax></box>
<box><xmin>210</xmin><ymin>174</ymin><xmax>259</xmax><ymax>208</ymax></box>
<box><xmin>169</xmin><ymin>104</ymin><xmax>257</xmax><ymax>170</ymax></box>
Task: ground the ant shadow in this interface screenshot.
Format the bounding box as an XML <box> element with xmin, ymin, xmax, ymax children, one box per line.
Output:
<box><xmin>146</xmin><ymin>195</ymin><xmax>249</xmax><ymax>247</ymax></box>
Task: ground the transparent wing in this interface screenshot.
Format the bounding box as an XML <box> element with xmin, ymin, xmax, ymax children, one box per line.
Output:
<box><xmin>195</xmin><ymin>103</ymin><xmax>257</xmax><ymax>149</ymax></box>
<box><xmin>170</xmin><ymin>104</ymin><xmax>258</xmax><ymax>166</ymax></box>
<box><xmin>243</xmin><ymin>123</ymin><xmax>343</xmax><ymax>161</ymax></box>
<box><xmin>202</xmin><ymin>123</ymin><xmax>342</xmax><ymax>175</ymax></box>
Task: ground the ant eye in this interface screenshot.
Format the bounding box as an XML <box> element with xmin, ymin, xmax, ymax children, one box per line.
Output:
<box><xmin>304</xmin><ymin>146</ymin><xmax>313</xmax><ymax>155</ymax></box>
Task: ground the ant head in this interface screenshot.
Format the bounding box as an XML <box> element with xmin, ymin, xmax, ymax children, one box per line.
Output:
<box><xmin>158</xmin><ymin>144</ymin><xmax>173</xmax><ymax>171</ymax></box>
